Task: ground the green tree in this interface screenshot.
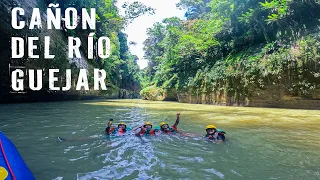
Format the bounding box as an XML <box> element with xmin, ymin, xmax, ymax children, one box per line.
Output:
<box><xmin>141</xmin><ymin>0</ymin><xmax>320</xmax><ymax>103</ymax></box>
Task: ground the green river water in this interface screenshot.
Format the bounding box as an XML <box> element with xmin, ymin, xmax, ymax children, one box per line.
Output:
<box><xmin>0</xmin><ymin>99</ymin><xmax>319</xmax><ymax>180</ymax></box>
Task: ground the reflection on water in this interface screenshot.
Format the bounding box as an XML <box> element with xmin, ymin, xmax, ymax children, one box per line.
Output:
<box><xmin>0</xmin><ymin>99</ymin><xmax>320</xmax><ymax>179</ymax></box>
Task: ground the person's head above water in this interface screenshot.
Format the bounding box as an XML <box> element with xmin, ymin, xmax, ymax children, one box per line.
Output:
<box><xmin>206</xmin><ymin>124</ymin><xmax>217</xmax><ymax>135</ymax></box>
<box><xmin>118</xmin><ymin>122</ymin><xmax>126</xmax><ymax>129</ymax></box>
<box><xmin>143</xmin><ymin>122</ymin><xmax>152</xmax><ymax>129</ymax></box>
<box><xmin>105</xmin><ymin>119</ymin><xmax>129</xmax><ymax>135</ymax></box>
<box><xmin>160</xmin><ymin>122</ymin><xmax>169</xmax><ymax>130</ymax></box>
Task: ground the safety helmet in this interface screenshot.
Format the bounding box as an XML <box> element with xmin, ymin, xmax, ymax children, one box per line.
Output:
<box><xmin>160</xmin><ymin>122</ymin><xmax>168</xmax><ymax>127</ymax></box>
<box><xmin>118</xmin><ymin>122</ymin><xmax>126</xmax><ymax>127</ymax></box>
<box><xmin>206</xmin><ymin>124</ymin><xmax>217</xmax><ymax>130</ymax></box>
<box><xmin>144</xmin><ymin>121</ymin><xmax>152</xmax><ymax>127</ymax></box>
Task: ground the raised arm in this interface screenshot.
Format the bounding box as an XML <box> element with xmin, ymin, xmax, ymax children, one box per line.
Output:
<box><xmin>105</xmin><ymin>119</ymin><xmax>113</xmax><ymax>135</ymax></box>
<box><xmin>173</xmin><ymin>113</ymin><xmax>180</xmax><ymax>128</ymax></box>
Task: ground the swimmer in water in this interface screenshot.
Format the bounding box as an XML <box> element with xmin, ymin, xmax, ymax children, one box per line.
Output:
<box><xmin>58</xmin><ymin>119</ymin><xmax>131</xmax><ymax>141</ymax></box>
<box><xmin>205</xmin><ymin>124</ymin><xmax>226</xmax><ymax>143</ymax></box>
<box><xmin>105</xmin><ymin>119</ymin><xmax>132</xmax><ymax>136</ymax></box>
<box><xmin>135</xmin><ymin>122</ymin><xmax>156</xmax><ymax>136</ymax></box>
<box><xmin>157</xmin><ymin>113</ymin><xmax>181</xmax><ymax>134</ymax></box>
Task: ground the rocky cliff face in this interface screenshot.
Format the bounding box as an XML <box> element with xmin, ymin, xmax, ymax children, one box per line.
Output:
<box><xmin>0</xmin><ymin>0</ymin><xmax>112</xmax><ymax>103</ymax></box>
<box><xmin>141</xmin><ymin>31</ymin><xmax>320</xmax><ymax>109</ymax></box>
<box><xmin>175</xmin><ymin>84</ymin><xmax>320</xmax><ymax>109</ymax></box>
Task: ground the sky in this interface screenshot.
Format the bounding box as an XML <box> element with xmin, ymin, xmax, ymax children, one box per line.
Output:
<box><xmin>116</xmin><ymin>0</ymin><xmax>186</xmax><ymax>69</ymax></box>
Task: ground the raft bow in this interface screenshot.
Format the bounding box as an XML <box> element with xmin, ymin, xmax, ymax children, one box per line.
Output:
<box><xmin>0</xmin><ymin>132</ymin><xmax>35</xmax><ymax>180</ymax></box>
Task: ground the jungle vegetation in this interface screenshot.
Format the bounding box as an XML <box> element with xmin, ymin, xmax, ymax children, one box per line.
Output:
<box><xmin>0</xmin><ymin>0</ymin><xmax>154</xmax><ymax>101</ymax></box>
<box><xmin>140</xmin><ymin>0</ymin><xmax>320</xmax><ymax>104</ymax></box>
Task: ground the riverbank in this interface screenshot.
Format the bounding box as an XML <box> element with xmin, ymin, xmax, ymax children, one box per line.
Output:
<box><xmin>140</xmin><ymin>85</ymin><xmax>320</xmax><ymax>110</ymax></box>
<box><xmin>2</xmin><ymin>89</ymin><xmax>319</xmax><ymax>110</ymax></box>
<box><xmin>176</xmin><ymin>90</ymin><xmax>320</xmax><ymax>110</ymax></box>
<box><xmin>0</xmin><ymin>89</ymin><xmax>140</xmax><ymax>104</ymax></box>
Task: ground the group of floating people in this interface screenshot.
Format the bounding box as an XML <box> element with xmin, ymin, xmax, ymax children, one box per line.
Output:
<box><xmin>105</xmin><ymin>113</ymin><xmax>226</xmax><ymax>143</ymax></box>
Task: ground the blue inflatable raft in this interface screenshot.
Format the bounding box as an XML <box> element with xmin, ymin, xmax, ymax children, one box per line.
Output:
<box><xmin>0</xmin><ymin>132</ymin><xmax>35</xmax><ymax>180</ymax></box>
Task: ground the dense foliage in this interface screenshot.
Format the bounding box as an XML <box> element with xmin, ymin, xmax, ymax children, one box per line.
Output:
<box><xmin>141</xmin><ymin>0</ymin><xmax>320</xmax><ymax>103</ymax></box>
<box><xmin>0</xmin><ymin>0</ymin><xmax>154</xmax><ymax>101</ymax></box>
<box><xmin>45</xmin><ymin>0</ymin><xmax>154</xmax><ymax>94</ymax></box>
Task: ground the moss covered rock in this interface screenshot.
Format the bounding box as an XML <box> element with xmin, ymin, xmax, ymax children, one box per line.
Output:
<box><xmin>140</xmin><ymin>86</ymin><xmax>165</xmax><ymax>101</ymax></box>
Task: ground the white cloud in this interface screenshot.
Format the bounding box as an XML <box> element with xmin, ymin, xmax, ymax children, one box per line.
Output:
<box><xmin>116</xmin><ymin>0</ymin><xmax>185</xmax><ymax>69</ymax></box>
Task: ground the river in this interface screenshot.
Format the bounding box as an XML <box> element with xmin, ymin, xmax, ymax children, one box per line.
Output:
<box><xmin>0</xmin><ymin>99</ymin><xmax>319</xmax><ymax>180</ymax></box>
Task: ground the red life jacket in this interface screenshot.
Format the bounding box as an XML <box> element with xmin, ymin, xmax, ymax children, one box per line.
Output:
<box><xmin>162</xmin><ymin>125</ymin><xmax>178</xmax><ymax>134</ymax></box>
<box><xmin>109</xmin><ymin>127</ymin><xmax>126</xmax><ymax>135</ymax></box>
<box><xmin>118</xmin><ymin>128</ymin><xmax>125</xmax><ymax>135</ymax></box>
<box><xmin>140</xmin><ymin>128</ymin><xmax>155</xmax><ymax>136</ymax></box>
<box><xmin>171</xmin><ymin>125</ymin><xmax>178</xmax><ymax>131</ymax></box>
<box><xmin>109</xmin><ymin>127</ymin><xmax>115</xmax><ymax>133</ymax></box>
